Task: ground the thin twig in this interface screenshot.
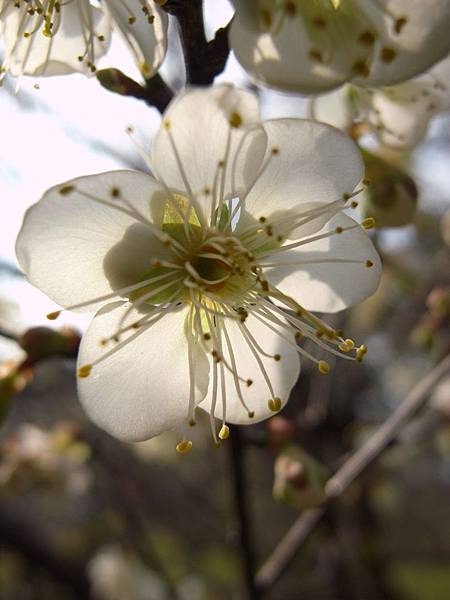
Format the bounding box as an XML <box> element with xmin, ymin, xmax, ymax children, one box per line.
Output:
<box><xmin>229</xmin><ymin>426</ymin><xmax>260</xmax><ymax>600</ymax></box>
<box><xmin>255</xmin><ymin>353</ymin><xmax>450</xmax><ymax>592</ymax></box>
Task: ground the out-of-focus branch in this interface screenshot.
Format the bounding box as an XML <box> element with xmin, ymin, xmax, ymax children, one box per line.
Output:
<box><xmin>229</xmin><ymin>426</ymin><xmax>260</xmax><ymax>600</ymax></box>
<box><xmin>0</xmin><ymin>501</ymin><xmax>93</xmax><ymax>599</ymax></box>
<box><xmin>255</xmin><ymin>353</ymin><xmax>450</xmax><ymax>593</ymax></box>
<box><xmin>162</xmin><ymin>0</ymin><xmax>231</xmax><ymax>85</ymax></box>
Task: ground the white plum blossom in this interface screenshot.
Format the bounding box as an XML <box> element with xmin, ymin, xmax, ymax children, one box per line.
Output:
<box><xmin>230</xmin><ymin>0</ymin><xmax>450</xmax><ymax>94</ymax></box>
<box><xmin>311</xmin><ymin>55</ymin><xmax>450</xmax><ymax>149</ymax></box>
<box><xmin>0</xmin><ymin>0</ymin><xmax>167</xmax><ymax>81</ymax></box>
<box><xmin>16</xmin><ymin>85</ymin><xmax>381</xmax><ymax>451</ymax></box>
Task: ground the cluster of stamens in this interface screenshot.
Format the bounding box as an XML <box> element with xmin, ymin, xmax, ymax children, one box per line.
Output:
<box><xmin>0</xmin><ymin>0</ymin><xmax>160</xmax><ymax>79</ymax></box>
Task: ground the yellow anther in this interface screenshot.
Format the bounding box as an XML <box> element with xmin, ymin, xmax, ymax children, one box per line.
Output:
<box><xmin>352</xmin><ymin>59</ymin><xmax>370</xmax><ymax>78</ymax></box>
<box><xmin>176</xmin><ymin>440</ymin><xmax>193</xmax><ymax>454</ymax></box>
<box><xmin>78</xmin><ymin>364</ymin><xmax>92</xmax><ymax>378</ymax></box>
<box><xmin>358</xmin><ymin>30</ymin><xmax>375</xmax><ymax>46</ymax></box>
<box><xmin>46</xmin><ymin>310</ymin><xmax>61</xmax><ymax>320</ymax></box>
<box><xmin>229</xmin><ymin>111</ymin><xmax>242</xmax><ymax>128</ymax></box>
<box><xmin>356</xmin><ymin>344</ymin><xmax>368</xmax><ymax>363</ymax></box>
<box><xmin>268</xmin><ymin>397</ymin><xmax>282</xmax><ymax>412</ymax></box>
<box><xmin>59</xmin><ymin>185</ymin><xmax>75</xmax><ymax>195</ymax></box>
<box><xmin>128</xmin><ymin>16</ymin><xmax>136</xmax><ymax>24</ymax></box>
<box><xmin>338</xmin><ymin>343</ymin><xmax>351</xmax><ymax>352</ymax></box>
<box><xmin>362</xmin><ymin>217</ymin><xmax>376</xmax><ymax>230</ymax></box>
<box><xmin>366</xmin><ymin>260</ymin><xmax>374</xmax><ymax>268</ymax></box>
<box><xmin>318</xmin><ymin>360</ymin><xmax>331</xmax><ymax>374</ymax></box>
<box><xmin>381</xmin><ymin>47</ymin><xmax>396</xmax><ymax>63</ymax></box>
<box><xmin>345</xmin><ymin>338</ymin><xmax>355</xmax><ymax>348</ymax></box>
<box><xmin>394</xmin><ymin>17</ymin><xmax>407</xmax><ymax>34</ymax></box>
<box><xmin>163</xmin><ymin>119</ymin><xmax>171</xmax><ymax>130</ymax></box>
<box><xmin>219</xmin><ymin>424</ymin><xmax>230</xmax><ymax>440</ymax></box>
<box><xmin>140</xmin><ymin>61</ymin><xmax>152</xmax><ymax>77</ymax></box>
<box><xmin>309</xmin><ymin>48</ymin><xmax>323</xmax><ymax>63</ymax></box>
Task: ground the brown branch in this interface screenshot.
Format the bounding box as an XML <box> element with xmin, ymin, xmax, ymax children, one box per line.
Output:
<box><xmin>229</xmin><ymin>426</ymin><xmax>260</xmax><ymax>600</ymax></box>
<box><xmin>163</xmin><ymin>0</ymin><xmax>231</xmax><ymax>85</ymax></box>
<box><xmin>255</xmin><ymin>352</ymin><xmax>450</xmax><ymax>593</ymax></box>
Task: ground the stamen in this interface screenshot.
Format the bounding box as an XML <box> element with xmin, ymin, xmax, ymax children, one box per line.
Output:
<box><xmin>176</xmin><ymin>440</ymin><xmax>193</xmax><ymax>453</ymax></box>
<box><xmin>218</xmin><ymin>424</ymin><xmax>230</xmax><ymax>440</ymax></box>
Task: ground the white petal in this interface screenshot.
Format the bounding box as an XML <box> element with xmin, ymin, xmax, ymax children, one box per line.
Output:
<box><xmin>104</xmin><ymin>0</ymin><xmax>168</xmax><ymax>77</ymax></box>
<box><xmin>16</xmin><ymin>171</ymin><xmax>170</xmax><ymax>310</ymax></box>
<box><xmin>239</xmin><ymin>119</ymin><xmax>364</xmax><ymax>222</ymax></box>
<box><xmin>77</xmin><ymin>303</ymin><xmax>209</xmax><ymax>442</ymax></box>
<box><xmin>230</xmin><ymin>0</ymin><xmax>450</xmax><ymax>93</ymax></box>
<box><xmin>151</xmin><ymin>85</ymin><xmax>267</xmax><ymax>215</ymax></box>
<box><xmin>1</xmin><ymin>1</ymin><xmax>111</xmax><ymax>77</ymax></box>
<box><xmin>358</xmin><ymin>0</ymin><xmax>450</xmax><ymax>87</ymax></box>
<box><xmin>366</xmin><ymin>56</ymin><xmax>450</xmax><ymax>147</ymax></box>
<box><xmin>199</xmin><ymin>314</ymin><xmax>300</xmax><ymax>425</ymax></box>
<box><xmin>310</xmin><ymin>86</ymin><xmax>355</xmax><ymax>134</ymax></box>
<box><xmin>265</xmin><ymin>213</ymin><xmax>381</xmax><ymax>313</ymax></box>
<box><xmin>230</xmin><ymin>6</ymin><xmax>349</xmax><ymax>94</ymax></box>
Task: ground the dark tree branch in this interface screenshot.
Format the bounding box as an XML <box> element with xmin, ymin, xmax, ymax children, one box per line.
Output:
<box><xmin>142</xmin><ymin>73</ymin><xmax>174</xmax><ymax>111</ymax></box>
<box><xmin>229</xmin><ymin>426</ymin><xmax>260</xmax><ymax>600</ymax></box>
<box><xmin>163</xmin><ymin>0</ymin><xmax>231</xmax><ymax>85</ymax></box>
<box><xmin>255</xmin><ymin>352</ymin><xmax>450</xmax><ymax>593</ymax></box>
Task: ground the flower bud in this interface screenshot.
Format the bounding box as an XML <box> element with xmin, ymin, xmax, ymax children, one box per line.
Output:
<box><xmin>19</xmin><ymin>327</ymin><xmax>80</xmax><ymax>364</ymax></box>
<box><xmin>361</xmin><ymin>150</ymin><xmax>417</xmax><ymax>227</ymax></box>
<box><xmin>96</xmin><ymin>68</ymin><xmax>144</xmax><ymax>98</ymax></box>
<box><xmin>273</xmin><ymin>445</ymin><xmax>328</xmax><ymax>510</ymax></box>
